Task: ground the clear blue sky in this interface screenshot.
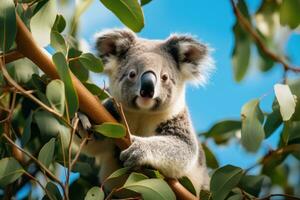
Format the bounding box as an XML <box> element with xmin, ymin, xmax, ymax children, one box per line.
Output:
<box><xmin>77</xmin><ymin>0</ymin><xmax>300</xmax><ymax>169</ymax></box>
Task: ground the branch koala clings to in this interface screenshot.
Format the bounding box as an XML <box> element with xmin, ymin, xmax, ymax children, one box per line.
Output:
<box><xmin>76</xmin><ymin>29</ymin><xmax>214</xmax><ymax>195</ymax></box>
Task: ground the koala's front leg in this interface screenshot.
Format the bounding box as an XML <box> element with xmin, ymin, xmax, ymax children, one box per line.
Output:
<box><xmin>120</xmin><ymin>135</ymin><xmax>198</xmax><ymax>178</ymax></box>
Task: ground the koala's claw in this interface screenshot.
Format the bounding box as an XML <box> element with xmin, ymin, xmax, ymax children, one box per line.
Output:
<box><xmin>78</xmin><ymin>112</ymin><xmax>92</xmax><ymax>130</ymax></box>
<box><xmin>120</xmin><ymin>141</ymin><xmax>145</xmax><ymax>168</ymax></box>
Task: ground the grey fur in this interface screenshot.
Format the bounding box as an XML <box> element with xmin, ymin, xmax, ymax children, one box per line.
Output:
<box><xmin>77</xmin><ymin>29</ymin><xmax>213</xmax><ymax>194</ymax></box>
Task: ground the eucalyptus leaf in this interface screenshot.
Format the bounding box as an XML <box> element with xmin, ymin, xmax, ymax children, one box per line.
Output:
<box><xmin>178</xmin><ymin>176</ymin><xmax>197</xmax><ymax>196</ymax></box>
<box><xmin>202</xmin><ymin>143</ymin><xmax>219</xmax><ymax>169</ymax></box>
<box><xmin>106</xmin><ymin>167</ymin><xmax>130</xmax><ymax>180</ymax></box>
<box><xmin>0</xmin><ymin>157</ymin><xmax>24</xmax><ymax>187</ymax></box>
<box><xmin>38</xmin><ymin>138</ymin><xmax>56</xmax><ymax>168</ymax></box>
<box><xmin>79</xmin><ymin>53</ymin><xmax>103</xmax><ymax>73</ymax></box>
<box><xmin>280</xmin><ymin>0</ymin><xmax>300</xmax><ymax>29</ymax></box>
<box><xmin>93</xmin><ymin>122</ymin><xmax>126</xmax><ymax>138</ymax></box>
<box><xmin>45</xmin><ymin>181</ymin><xmax>62</xmax><ymax>200</ymax></box>
<box><xmin>52</xmin><ymin>14</ymin><xmax>66</xmax><ymax>33</ymax></box>
<box><xmin>34</xmin><ymin>110</ymin><xmax>62</xmax><ymax>137</ymax></box>
<box><xmin>53</xmin><ymin>52</ymin><xmax>79</xmax><ymax>118</ymax></box>
<box><xmin>84</xmin><ymin>187</ymin><xmax>104</xmax><ymax>200</ymax></box>
<box><xmin>210</xmin><ymin>165</ymin><xmax>243</xmax><ymax>200</ymax></box>
<box><xmin>124</xmin><ymin>172</ymin><xmax>148</xmax><ymax>187</ymax></box>
<box><xmin>21</xmin><ymin>112</ymin><xmax>33</xmax><ymax>146</ymax></box>
<box><xmin>0</xmin><ymin>0</ymin><xmax>16</xmax><ymax>51</ymax></box>
<box><xmin>30</xmin><ymin>0</ymin><xmax>57</xmax><ymax>46</ymax></box>
<box><xmin>203</xmin><ymin>120</ymin><xmax>241</xmax><ymax>144</ymax></box>
<box><xmin>51</xmin><ymin>31</ymin><xmax>67</xmax><ymax>55</ymax></box>
<box><xmin>274</xmin><ymin>84</ymin><xmax>296</xmax><ymax>121</ymax></box>
<box><xmin>100</xmin><ymin>0</ymin><xmax>144</xmax><ymax>32</ymax></box>
<box><xmin>123</xmin><ymin>179</ymin><xmax>176</xmax><ymax>200</ymax></box>
<box><xmin>46</xmin><ymin>80</ymin><xmax>65</xmax><ymax>115</ymax></box>
<box><xmin>241</xmin><ymin>99</ymin><xmax>265</xmax><ymax>152</ymax></box>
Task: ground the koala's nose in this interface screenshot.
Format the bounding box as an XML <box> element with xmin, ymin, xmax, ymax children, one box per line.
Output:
<box><xmin>140</xmin><ymin>71</ymin><xmax>156</xmax><ymax>98</ymax></box>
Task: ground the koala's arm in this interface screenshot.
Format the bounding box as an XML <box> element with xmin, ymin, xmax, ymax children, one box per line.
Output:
<box><xmin>120</xmin><ymin>111</ymin><xmax>198</xmax><ymax>178</ymax></box>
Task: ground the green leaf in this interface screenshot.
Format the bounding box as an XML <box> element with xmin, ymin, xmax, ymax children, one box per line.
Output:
<box><xmin>231</xmin><ymin>0</ymin><xmax>251</xmax><ymax>82</ymax></box>
<box><xmin>93</xmin><ymin>122</ymin><xmax>126</xmax><ymax>138</ymax></box>
<box><xmin>280</xmin><ymin>0</ymin><xmax>300</xmax><ymax>29</ymax></box>
<box><xmin>232</xmin><ymin>24</ymin><xmax>251</xmax><ymax>82</ymax></box>
<box><xmin>141</xmin><ymin>0</ymin><xmax>151</xmax><ymax>6</ymax></box>
<box><xmin>84</xmin><ymin>187</ymin><xmax>104</xmax><ymax>200</ymax></box>
<box><xmin>21</xmin><ymin>112</ymin><xmax>33</xmax><ymax>146</ymax></box>
<box><xmin>7</xmin><ymin>58</ymin><xmax>39</xmax><ymax>84</ymax></box>
<box><xmin>83</xmin><ymin>83</ymin><xmax>109</xmax><ymax>100</ymax></box>
<box><xmin>30</xmin><ymin>0</ymin><xmax>57</xmax><ymax>46</ymax></box>
<box><xmin>100</xmin><ymin>0</ymin><xmax>144</xmax><ymax>32</ymax></box>
<box><xmin>0</xmin><ymin>0</ymin><xmax>16</xmax><ymax>51</ymax></box>
<box><xmin>106</xmin><ymin>167</ymin><xmax>130</xmax><ymax>180</ymax></box>
<box><xmin>34</xmin><ymin>110</ymin><xmax>62</xmax><ymax>137</ymax></box>
<box><xmin>52</xmin><ymin>52</ymin><xmax>79</xmax><ymax>118</ymax></box>
<box><xmin>52</xmin><ymin>14</ymin><xmax>66</xmax><ymax>33</ymax></box>
<box><xmin>203</xmin><ymin>120</ymin><xmax>241</xmax><ymax>144</ymax></box>
<box><xmin>45</xmin><ymin>181</ymin><xmax>62</xmax><ymax>200</ymax></box>
<box><xmin>0</xmin><ymin>157</ymin><xmax>24</xmax><ymax>187</ymax></box>
<box><xmin>238</xmin><ymin>175</ymin><xmax>265</xmax><ymax>196</ymax></box>
<box><xmin>178</xmin><ymin>176</ymin><xmax>197</xmax><ymax>196</ymax></box>
<box><xmin>38</xmin><ymin>138</ymin><xmax>56</xmax><ymax>168</ymax></box>
<box><xmin>69</xmin><ymin>59</ymin><xmax>89</xmax><ymax>82</ymax></box>
<box><xmin>51</xmin><ymin>30</ymin><xmax>67</xmax><ymax>55</ymax></box>
<box><xmin>123</xmin><ymin>179</ymin><xmax>176</xmax><ymax>200</ymax></box>
<box><xmin>241</xmin><ymin>99</ymin><xmax>265</xmax><ymax>152</ymax></box>
<box><xmin>46</xmin><ymin>80</ymin><xmax>65</xmax><ymax>115</ymax></box>
<box><xmin>124</xmin><ymin>172</ymin><xmax>148</xmax><ymax>187</ymax></box>
<box><xmin>79</xmin><ymin>53</ymin><xmax>103</xmax><ymax>73</ymax></box>
<box><xmin>202</xmin><ymin>143</ymin><xmax>219</xmax><ymax>169</ymax></box>
<box><xmin>210</xmin><ymin>165</ymin><xmax>243</xmax><ymax>200</ymax></box>
<box><xmin>200</xmin><ymin>190</ymin><xmax>212</xmax><ymax>200</ymax></box>
<box><xmin>262</xmin><ymin>144</ymin><xmax>300</xmax><ymax>173</ymax></box>
<box><xmin>274</xmin><ymin>84</ymin><xmax>296</xmax><ymax>121</ymax></box>
<box><xmin>264</xmin><ymin>102</ymin><xmax>282</xmax><ymax>138</ymax></box>
<box><xmin>227</xmin><ymin>194</ymin><xmax>243</xmax><ymax>200</ymax></box>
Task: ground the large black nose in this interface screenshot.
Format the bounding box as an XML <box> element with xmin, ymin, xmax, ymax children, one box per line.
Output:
<box><xmin>140</xmin><ymin>71</ymin><xmax>156</xmax><ymax>98</ymax></box>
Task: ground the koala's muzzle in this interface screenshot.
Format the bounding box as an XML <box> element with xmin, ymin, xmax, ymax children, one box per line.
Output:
<box><xmin>140</xmin><ymin>71</ymin><xmax>156</xmax><ymax>98</ymax></box>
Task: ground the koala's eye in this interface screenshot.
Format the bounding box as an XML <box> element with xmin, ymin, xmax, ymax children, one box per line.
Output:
<box><xmin>128</xmin><ymin>70</ymin><xmax>137</xmax><ymax>80</ymax></box>
<box><xmin>161</xmin><ymin>74</ymin><xmax>169</xmax><ymax>82</ymax></box>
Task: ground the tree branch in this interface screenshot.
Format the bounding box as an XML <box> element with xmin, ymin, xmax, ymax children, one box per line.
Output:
<box><xmin>230</xmin><ymin>0</ymin><xmax>300</xmax><ymax>73</ymax></box>
<box><xmin>10</xmin><ymin>14</ymin><xmax>197</xmax><ymax>200</ymax></box>
<box><xmin>0</xmin><ymin>50</ymin><xmax>24</xmax><ymax>64</ymax></box>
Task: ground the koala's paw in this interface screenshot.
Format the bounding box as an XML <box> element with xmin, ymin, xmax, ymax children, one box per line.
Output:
<box><xmin>77</xmin><ymin>112</ymin><xmax>92</xmax><ymax>130</ymax></box>
<box><xmin>120</xmin><ymin>139</ymin><xmax>147</xmax><ymax>169</ymax></box>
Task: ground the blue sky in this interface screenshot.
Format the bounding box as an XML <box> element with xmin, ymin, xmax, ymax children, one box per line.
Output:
<box><xmin>77</xmin><ymin>0</ymin><xmax>299</xmax><ymax>170</ymax></box>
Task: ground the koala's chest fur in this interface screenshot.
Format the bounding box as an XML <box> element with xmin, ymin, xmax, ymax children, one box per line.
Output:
<box><xmin>123</xmin><ymin>109</ymin><xmax>178</xmax><ymax>137</ymax></box>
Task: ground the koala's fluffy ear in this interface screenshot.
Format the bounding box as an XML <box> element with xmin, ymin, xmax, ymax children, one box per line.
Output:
<box><xmin>95</xmin><ymin>29</ymin><xmax>136</xmax><ymax>73</ymax></box>
<box><xmin>164</xmin><ymin>34</ymin><xmax>214</xmax><ymax>85</ymax></box>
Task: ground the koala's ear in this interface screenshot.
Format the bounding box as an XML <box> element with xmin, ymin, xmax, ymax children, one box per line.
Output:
<box><xmin>95</xmin><ymin>29</ymin><xmax>136</xmax><ymax>73</ymax></box>
<box><xmin>163</xmin><ymin>34</ymin><xmax>214</xmax><ymax>85</ymax></box>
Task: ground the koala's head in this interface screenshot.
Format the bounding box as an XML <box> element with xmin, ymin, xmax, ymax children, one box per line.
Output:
<box><xmin>95</xmin><ymin>29</ymin><xmax>213</xmax><ymax>113</ymax></box>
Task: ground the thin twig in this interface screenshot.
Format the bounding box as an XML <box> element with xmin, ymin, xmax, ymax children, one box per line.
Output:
<box><xmin>245</xmin><ymin>144</ymin><xmax>300</xmax><ymax>173</ymax></box>
<box><xmin>65</xmin><ymin>115</ymin><xmax>79</xmax><ymax>198</ymax></box>
<box><xmin>230</xmin><ymin>0</ymin><xmax>300</xmax><ymax>73</ymax></box>
<box><xmin>23</xmin><ymin>171</ymin><xmax>55</xmax><ymax>200</ymax></box>
<box><xmin>0</xmin><ymin>50</ymin><xmax>24</xmax><ymax>64</ymax></box>
<box><xmin>112</xmin><ymin>98</ymin><xmax>132</xmax><ymax>137</ymax></box>
<box><xmin>0</xmin><ymin>59</ymin><xmax>73</xmax><ymax>129</ymax></box>
<box><xmin>70</xmin><ymin>135</ymin><xmax>90</xmax><ymax>169</ymax></box>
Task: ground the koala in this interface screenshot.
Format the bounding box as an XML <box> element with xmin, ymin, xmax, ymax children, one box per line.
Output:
<box><xmin>77</xmin><ymin>29</ymin><xmax>213</xmax><ymax>195</ymax></box>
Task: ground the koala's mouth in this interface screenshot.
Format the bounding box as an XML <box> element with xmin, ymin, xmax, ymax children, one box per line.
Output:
<box><xmin>133</xmin><ymin>96</ymin><xmax>161</xmax><ymax>110</ymax></box>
